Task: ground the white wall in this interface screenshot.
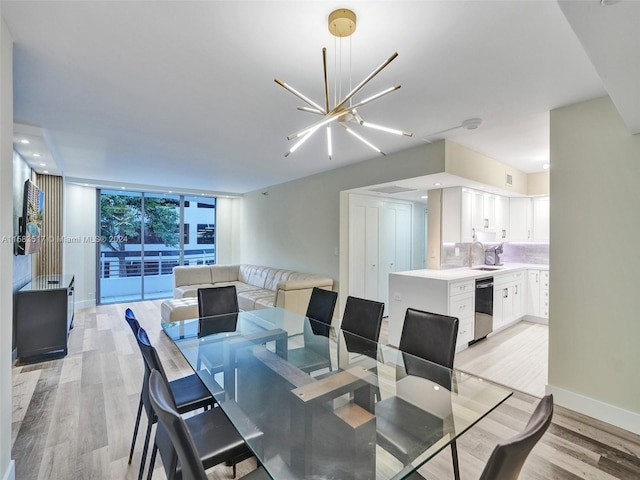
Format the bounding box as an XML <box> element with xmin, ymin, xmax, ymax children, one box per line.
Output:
<box><xmin>0</xmin><ymin>12</ymin><xmax>15</xmax><ymax>480</ymax></box>
<box><xmin>63</xmin><ymin>183</ymin><xmax>97</xmax><ymax>308</ymax></box>
<box><xmin>548</xmin><ymin>96</ymin><xmax>640</xmax><ymax>434</ymax></box>
<box><xmin>215</xmin><ymin>197</ymin><xmax>242</xmax><ymax>265</ymax></box>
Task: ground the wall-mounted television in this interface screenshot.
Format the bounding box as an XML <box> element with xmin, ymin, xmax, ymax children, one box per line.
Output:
<box><xmin>17</xmin><ymin>179</ymin><xmax>44</xmax><ymax>255</ymax></box>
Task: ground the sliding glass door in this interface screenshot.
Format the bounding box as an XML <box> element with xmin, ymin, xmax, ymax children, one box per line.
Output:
<box><xmin>98</xmin><ymin>190</ymin><xmax>215</xmax><ymax>304</ymax></box>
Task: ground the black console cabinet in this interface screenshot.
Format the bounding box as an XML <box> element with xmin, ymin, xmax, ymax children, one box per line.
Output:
<box><xmin>16</xmin><ymin>274</ymin><xmax>75</xmax><ymax>363</ymax></box>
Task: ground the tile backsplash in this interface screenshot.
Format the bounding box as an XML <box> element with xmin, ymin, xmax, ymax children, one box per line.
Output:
<box><xmin>441</xmin><ymin>242</ymin><xmax>549</xmax><ymax>269</ymax></box>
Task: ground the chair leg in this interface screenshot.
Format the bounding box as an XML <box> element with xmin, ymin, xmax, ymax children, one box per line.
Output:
<box><xmin>128</xmin><ymin>395</ymin><xmax>144</xmax><ymax>464</ymax></box>
<box><xmin>138</xmin><ymin>418</ymin><xmax>154</xmax><ymax>480</ymax></box>
<box><xmin>146</xmin><ymin>443</ymin><xmax>158</xmax><ymax>480</ymax></box>
<box><xmin>450</xmin><ymin>440</ymin><xmax>460</xmax><ymax>480</ymax></box>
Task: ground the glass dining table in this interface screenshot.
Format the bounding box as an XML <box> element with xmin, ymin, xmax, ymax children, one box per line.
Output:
<box><xmin>162</xmin><ymin>307</ymin><xmax>512</xmax><ymax>480</ymax></box>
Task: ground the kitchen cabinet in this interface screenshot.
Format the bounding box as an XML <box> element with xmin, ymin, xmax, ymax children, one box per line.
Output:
<box><xmin>509</xmin><ymin>197</ymin><xmax>532</xmax><ymax>241</ymax></box>
<box><xmin>16</xmin><ymin>274</ymin><xmax>75</xmax><ymax>362</ymax></box>
<box><xmin>527</xmin><ymin>269</ymin><xmax>549</xmax><ymax>319</ymax></box>
<box><xmin>493</xmin><ymin>270</ymin><xmax>525</xmax><ymax>330</ymax></box>
<box><xmin>443</xmin><ymin>187</ymin><xmax>508</xmax><ymax>243</ymax></box>
<box><xmin>495</xmin><ymin>195</ymin><xmax>510</xmax><ymax>240</ymax></box>
<box><xmin>509</xmin><ymin>196</ymin><xmax>549</xmax><ymax>242</ymax></box>
<box><xmin>532</xmin><ymin>196</ymin><xmax>550</xmax><ymax>242</ymax></box>
<box><xmin>449</xmin><ymin>279</ymin><xmax>474</xmax><ymax>347</ymax></box>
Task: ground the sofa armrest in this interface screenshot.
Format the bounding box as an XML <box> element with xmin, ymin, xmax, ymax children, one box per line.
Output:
<box><xmin>276</xmin><ymin>278</ymin><xmax>333</xmax><ymax>291</ymax></box>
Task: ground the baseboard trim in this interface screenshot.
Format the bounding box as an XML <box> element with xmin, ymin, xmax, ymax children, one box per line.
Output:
<box><xmin>546</xmin><ymin>384</ymin><xmax>640</xmax><ymax>435</ymax></box>
<box><xmin>75</xmin><ymin>299</ymin><xmax>96</xmax><ymax>310</ymax></box>
<box><xmin>2</xmin><ymin>460</ymin><xmax>15</xmax><ymax>480</ymax></box>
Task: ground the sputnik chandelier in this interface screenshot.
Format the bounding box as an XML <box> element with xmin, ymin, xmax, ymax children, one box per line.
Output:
<box><xmin>275</xmin><ymin>8</ymin><xmax>412</xmax><ymax>159</ymax></box>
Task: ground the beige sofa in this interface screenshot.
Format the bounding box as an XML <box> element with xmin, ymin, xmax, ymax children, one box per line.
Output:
<box><xmin>161</xmin><ymin>264</ymin><xmax>334</xmax><ymax>323</ymax></box>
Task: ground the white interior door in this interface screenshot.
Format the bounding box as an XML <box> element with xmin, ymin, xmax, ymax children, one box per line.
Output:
<box><xmin>349</xmin><ymin>195</ymin><xmax>380</xmax><ymax>301</ymax></box>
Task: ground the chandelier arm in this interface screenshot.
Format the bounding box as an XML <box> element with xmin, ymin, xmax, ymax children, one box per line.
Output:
<box><xmin>339</xmin><ymin>123</ymin><xmax>387</xmax><ymax>156</ymax></box>
<box><xmin>348</xmin><ymin>86</ymin><xmax>401</xmax><ymax>110</ymax></box>
<box><xmin>284</xmin><ymin>126</ymin><xmax>319</xmax><ymax>158</ymax></box>
<box><xmin>274</xmin><ymin>78</ymin><xmax>327</xmax><ymax>114</ymax></box>
<box><xmin>322</xmin><ymin>48</ymin><xmax>330</xmax><ymax>113</ymax></box>
<box><xmin>287</xmin><ymin>109</ymin><xmax>346</xmax><ymax>141</ymax></box>
<box><xmin>360</xmin><ymin>121</ymin><xmax>413</xmax><ymax>137</ymax></box>
<box><xmin>297</xmin><ymin>106</ymin><xmax>324</xmax><ymax>115</ymax></box>
<box><xmin>330</xmin><ymin>52</ymin><xmax>398</xmax><ymax>114</ymax></box>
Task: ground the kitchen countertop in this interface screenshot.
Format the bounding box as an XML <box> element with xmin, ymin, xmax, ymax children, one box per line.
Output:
<box><xmin>391</xmin><ymin>263</ymin><xmax>549</xmax><ymax>282</ymax></box>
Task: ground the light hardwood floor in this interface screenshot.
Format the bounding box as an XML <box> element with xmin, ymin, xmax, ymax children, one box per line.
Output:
<box><xmin>11</xmin><ymin>301</ymin><xmax>640</xmax><ymax>479</ymax></box>
<box><xmin>455</xmin><ymin>321</ymin><xmax>549</xmax><ymax>398</ymax></box>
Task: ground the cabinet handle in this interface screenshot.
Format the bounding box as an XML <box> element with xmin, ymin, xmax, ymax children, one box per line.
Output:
<box><xmin>503</xmin><ymin>288</ymin><xmax>508</xmax><ymax>298</ymax></box>
<box><xmin>502</xmin><ymin>229</ymin><xmax>506</xmax><ymax>239</ymax></box>
<box><xmin>528</xmin><ymin>230</ymin><xmax>531</xmax><ymax>239</ymax></box>
<box><xmin>484</xmin><ymin>218</ymin><xmax>489</xmax><ymax>228</ymax></box>
<box><xmin>515</xmin><ymin>285</ymin><xmax>518</xmax><ymax>295</ymax></box>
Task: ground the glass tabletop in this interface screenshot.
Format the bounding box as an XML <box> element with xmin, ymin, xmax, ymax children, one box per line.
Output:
<box><xmin>163</xmin><ymin>307</ymin><xmax>512</xmax><ymax>480</ymax></box>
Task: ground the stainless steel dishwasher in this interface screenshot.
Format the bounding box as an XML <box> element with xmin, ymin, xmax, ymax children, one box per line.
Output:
<box><xmin>471</xmin><ymin>276</ymin><xmax>493</xmax><ymax>344</ymax></box>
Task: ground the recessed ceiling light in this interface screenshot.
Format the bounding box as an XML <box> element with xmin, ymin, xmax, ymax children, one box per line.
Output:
<box><xmin>543</xmin><ymin>164</ymin><xmax>550</xmax><ymax>170</ymax></box>
<box><xmin>33</xmin><ymin>153</ymin><xmax>41</xmax><ymax>157</ymax></box>
<box><xmin>421</xmin><ymin>195</ymin><xmax>428</xmax><ymax>199</ymax></box>
<box><xmin>83</xmin><ymin>183</ymin><xmax>89</xmax><ymax>187</ymax></box>
<box><xmin>434</xmin><ymin>182</ymin><xmax>441</xmax><ymax>186</ymax></box>
<box><xmin>121</xmin><ymin>187</ymin><xmax>126</xmax><ymax>190</ymax></box>
<box><xmin>20</xmin><ymin>139</ymin><xmax>30</xmax><ymax>144</ymax></box>
<box><xmin>43</xmin><ymin>170</ymin><xmax>49</xmax><ymax>174</ymax></box>
<box><xmin>39</xmin><ymin>163</ymin><xmax>46</xmax><ymax>166</ymax></box>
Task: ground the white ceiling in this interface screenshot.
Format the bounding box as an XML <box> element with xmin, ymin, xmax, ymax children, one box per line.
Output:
<box><xmin>2</xmin><ymin>1</ymin><xmax>638</xmax><ymax>195</ymax></box>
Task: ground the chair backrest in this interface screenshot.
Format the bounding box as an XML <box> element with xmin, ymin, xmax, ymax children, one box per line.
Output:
<box><xmin>198</xmin><ymin>285</ymin><xmax>239</xmax><ymax>318</ymax></box>
<box><xmin>399</xmin><ymin>308</ymin><xmax>459</xmax><ymax>369</ymax></box>
<box><xmin>135</xmin><ymin>327</ymin><xmax>170</xmax><ymax>418</ymax></box>
<box><xmin>305</xmin><ymin>287</ymin><xmax>338</xmax><ymax>325</ymax></box>
<box><xmin>340</xmin><ymin>296</ymin><xmax>384</xmax><ymax>343</ymax></box>
<box><xmin>124</xmin><ymin>307</ymin><xmax>140</xmax><ymax>335</ymax></box>
<box><xmin>148</xmin><ymin>370</ymin><xmax>208</xmax><ymax>480</ymax></box>
<box><xmin>478</xmin><ymin>394</ymin><xmax>554</xmax><ymax>480</ymax></box>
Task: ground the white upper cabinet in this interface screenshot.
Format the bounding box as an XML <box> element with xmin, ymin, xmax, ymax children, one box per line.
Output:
<box><xmin>509</xmin><ymin>197</ymin><xmax>532</xmax><ymax>241</ymax></box>
<box><xmin>495</xmin><ymin>195</ymin><xmax>510</xmax><ymax>241</ymax></box>
<box><xmin>509</xmin><ymin>196</ymin><xmax>549</xmax><ymax>242</ymax></box>
<box><xmin>532</xmin><ymin>196</ymin><xmax>550</xmax><ymax>242</ymax></box>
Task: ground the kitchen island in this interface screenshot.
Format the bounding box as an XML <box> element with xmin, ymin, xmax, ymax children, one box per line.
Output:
<box><xmin>387</xmin><ymin>264</ymin><xmax>549</xmax><ymax>349</ymax></box>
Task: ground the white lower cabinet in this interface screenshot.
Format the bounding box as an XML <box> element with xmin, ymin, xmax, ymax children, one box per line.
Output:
<box><xmin>449</xmin><ymin>280</ymin><xmax>474</xmax><ymax>347</ymax></box>
<box><xmin>527</xmin><ymin>269</ymin><xmax>549</xmax><ymax>319</ymax></box>
<box><xmin>493</xmin><ymin>270</ymin><xmax>525</xmax><ymax>330</ymax></box>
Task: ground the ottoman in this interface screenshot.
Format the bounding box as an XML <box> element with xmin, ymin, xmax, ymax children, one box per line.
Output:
<box><xmin>161</xmin><ymin>297</ymin><xmax>199</xmax><ymax>324</ymax></box>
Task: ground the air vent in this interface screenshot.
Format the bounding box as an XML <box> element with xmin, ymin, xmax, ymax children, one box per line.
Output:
<box><xmin>505</xmin><ymin>173</ymin><xmax>513</xmax><ymax>187</ymax></box>
<box><xmin>368</xmin><ymin>185</ymin><xmax>417</xmax><ymax>194</ymax></box>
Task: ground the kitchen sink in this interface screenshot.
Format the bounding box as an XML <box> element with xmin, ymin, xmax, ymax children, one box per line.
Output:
<box><xmin>472</xmin><ymin>266</ymin><xmax>502</xmax><ymax>271</ymax></box>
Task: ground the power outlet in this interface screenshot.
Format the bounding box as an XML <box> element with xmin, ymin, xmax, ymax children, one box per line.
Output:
<box><xmin>430</xmin><ymin>248</ymin><xmax>437</xmax><ymax>258</ymax></box>
<box><xmin>393</xmin><ymin>293</ymin><xmax>402</xmax><ymax>301</ymax></box>
<box><xmin>455</xmin><ymin>247</ymin><xmax>460</xmax><ymax>257</ymax></box>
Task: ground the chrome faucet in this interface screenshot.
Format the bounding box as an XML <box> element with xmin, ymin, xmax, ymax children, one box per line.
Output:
<box><xmin>469</xmin><ymin>241</ymin><xmax>485</xmax><ymax>268</ymax></box>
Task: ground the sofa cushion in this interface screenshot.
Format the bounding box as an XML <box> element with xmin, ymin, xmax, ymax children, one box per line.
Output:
<box><xmin>213</xmin><ymin>281</ymin><xmax>262</xmax><ymax>294</ymax></box>
<box><xmin>236</xmin><ymin>288</ymin><xmax>275</xmax><ymax>311</ymax></box>
<box><xmin>210</xmin><ymin>264</ymin><xmax>240</xmax><ymax>284</ymax></box>
<box><xmin>238</xmin><ymin>265</ymin><xmax>272</xmax><ymax>289</ymax></box>
<box><xmin>174</xmin><ymin>265</ymin><xmax>212</xmax><ymax>287</ymax></box>
<box><xmin>175</xmin><ymin>283</ymin><xmax>216</xmax><ymax>299</ymax></box>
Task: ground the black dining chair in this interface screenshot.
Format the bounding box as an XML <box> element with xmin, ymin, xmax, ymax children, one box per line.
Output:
<box><xmin>340</xmin><ymin>295</ymin><xmax>384</xmax><ymax>343</ymax></box>
<box><xmin>377</xmin><ymin>308</ymin><xmax>461</xmax><ymax>480</ymax></box>
<box><xmin>305</xmin><ymin>287</ymin><xmax>338</xmax><ymax>325</ymax></box>
<box><xmin>124</xmin><ymin>308</ymin><xmax>214</xmax><ymax>480</ymax></box>
<box><xmin>408</xmin><ymin>394</ymin><xmax>554</xmax><ymax>480</ymax></box>
<box><xmin>195</xmin><ymin>286</ymin><xmax>240</xmax><ymax>373</ymax></box>
<box><xmin>147</xmin><ymin>369</ymin><xmax>269</xmax><ymax>480</ymax></box>
<box><xmin>288</xmin><ymin>288</ymin><xmax>338</xmax><ymax>374</ymax></box>
<box><xmin>198</xmin><ymin>285</ymin><xmax>239</xmax><ymax>318</ymax></box>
